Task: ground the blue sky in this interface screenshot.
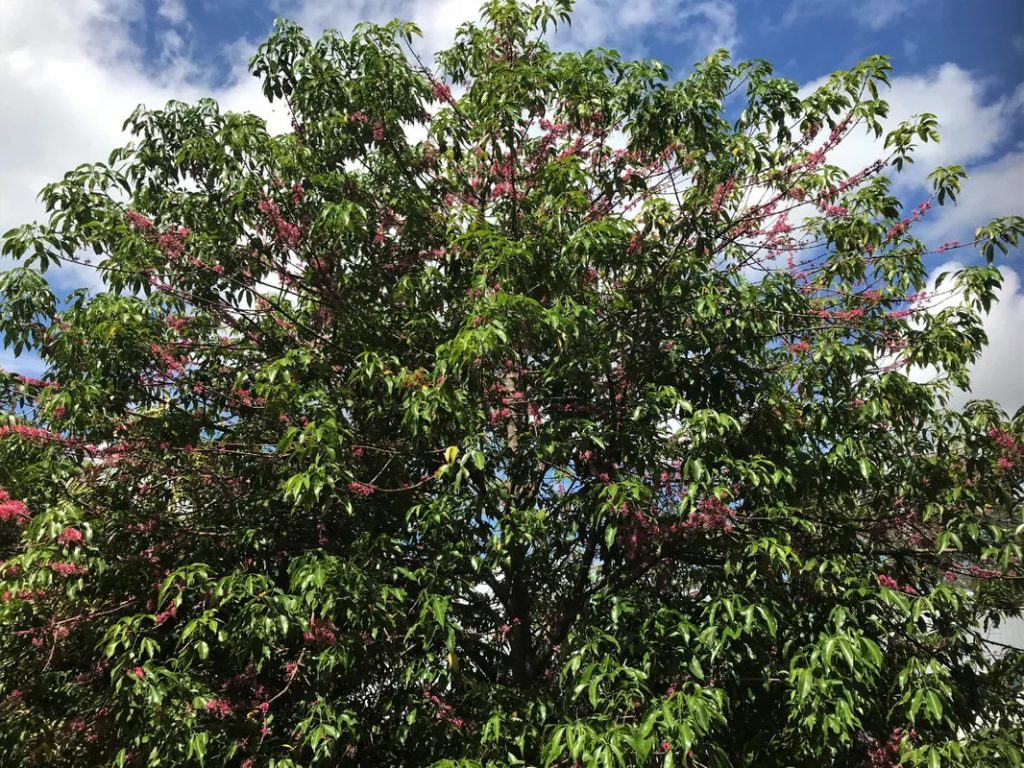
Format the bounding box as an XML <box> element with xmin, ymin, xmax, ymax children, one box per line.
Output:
<box><xmin>1</xmin><ymin>0</ymin><xmax>1022</xmax><ymax>406</ymax></box>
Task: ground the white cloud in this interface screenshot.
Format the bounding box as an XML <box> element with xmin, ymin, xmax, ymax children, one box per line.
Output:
<box><xmin>273</xmin><ymin>0</ymin><xmax>737</xmax><ymax>62</ymax></box>
<box><xmin>803</xmin><ymin>64</ymin><xmax>1023</xmax><ymax>190</ymax></box>
<box><xmin>0</xmin><ymin>0</ymin><xmax>289</xmax><ymax>292</ymax></box>
<box><xmin>961</xmin><ymin>264</ymin><xmax>1024</xmax><ymax>413</ymax></box>
<box><xmin>919</xmin><ymin>150</ymin><xmax>1024</xmax><ymax>245</ymax></box>
<box><xmin>554</xmin><ymin>0</ymin><xmax>737</xmax><ymax>58</ymax></box>
<box><xmin>796</xmin><ymin>60</ymin><xmax>1024</xmax><ymax>412</ymax></box>
<box><xmin>158</xmin><ymin>0</ymin><xmax>187</xmax><ymax>25</ymax></box>
<box><xmin>782</xmin><ymin>0</ymin><xmax>923</xmax><ymax>32</ymax></box>
<box><xmin>917</xmin><ymin>260</ymin><xmax>1024</xmax><ymax>414</ymax></box>
<box><xmin>845</xmin><ymin>0</ymin><xmax>919</xmax><ymax>31</ymax></box>
<box><xmin>271</xmin><ymin>0</ymin><xmax>482</xmax><ymax>58</ymax></box>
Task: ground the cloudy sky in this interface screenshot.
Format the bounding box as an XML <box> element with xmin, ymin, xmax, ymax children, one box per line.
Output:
<box><xmin>1</xmin><ymin>0</ymin><xmax>1022</xmax><ymax>409</ymax></box>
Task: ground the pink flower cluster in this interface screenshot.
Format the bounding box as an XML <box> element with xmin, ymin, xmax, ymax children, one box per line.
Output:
<box><xmin>50</xmin><ymin>562</ymin><xmax>87</xmax><ymax>577</ymax></box>
<box><xmin>710</xmin><ymin>178</ymin><xmax>736</xmax><ymax>213</ymax></box>
<box><xmin>685</xmin><ymin>497</ymin><xmax>735</xmax><ymax>532</ymax></box>
<box><xmin>16</xmin><ymin>375</ymin><xmax>51</xmax><ymax>388</ymax></box>
<box><xmin>303</xmin><ymin>616</ymin><xmax>338</xmax><ymax>647</ymax></box>
<box><xmin>56</xmin><ymin>527</ymin><xmax>83</xmax><ymax>545</ymax></box>
<box><xmin>347</xmin><ymin>481</ymin><xmax>376</xmax><ymax>497</ymax></box>
<box><xmin>876</xmin><ymin>573</ymin><xmax>916</xmax><ymax>595</ymax></box>
<box><xmin>154</xmin><ymin>598</ymin><xmax>178</xmax><ymax>626</ymax></box>
<box><xmin>885</xmin><ymin>201</ymin><xmax>932</xmax><ymax>242</ymax></box>
<box><xmin>422</xmin><ymin>687</ymin><xmax>465</xmax><ymax>729</ymax></box>
<box><xmin>819</xmin><ymin>204</ymin><xmax>848</xmax><ymax>217</ymax></box>
<box><xmin>539</xmin><ymin>118</ymin><xmax>569</xmax><ymax>136</ymax></box>
<box><xmin>867</xmin><ymin>727</ymin><xmax>915</xmax><ymax>768</ymax></box>
<box><xmin>622</xmin><ymin>497</ymin><xmax>734</xmax><ymax>561</ymax></box>
<box><xmin>258</xmin><ymin>196</ymin><xmax>302</xmax><ymax>250</ymax></box>
<box><xmin>0</xmin><ymin>424</ymin><xmax>59</xmax><ymax>443</ymax></box>
<box><xmin>431</xmin><ymin>80</ymin><xmax>454</xmax><ymax>104</ymax></box>
<box><xmin>0</xmin><ymin>489</ymin><xmax>29</xmax><ymax>525</ymax></box>
<box><xmin>969</xmin><ymin>565</ymin><xmax>1015</xmax><ymax>580</ymax></box>
<box><xmin>125</xmin><ymin>210</ymin><xmax>154</xmax><ymax>231</ymax></box>
<box><xmin>232</xmin><ymin>388</ymin><xmax>265</xmax><ymax>408</ymax></box>
<box><xmin>157</xmin><ymin>227</ymin><xmax>190</xmax><ymax>260</ymax></box>
<box><xmin>989</xmin><ymin>427</ymin><xmax>1021</xmax><ymax>471</ymax></box>
<box><xmin>489</xmin><ymin>407</ymin><xmax>512</xmax><ymax>425</ymax></box>
<box><xmin>205</xmin><ymin>698</ymin><xmax>234</xmax><ymax>718</ymax></box>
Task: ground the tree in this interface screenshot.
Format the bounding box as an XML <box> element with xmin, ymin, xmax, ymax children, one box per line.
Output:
<box><xmin>1</xmin><ymin>1</ymin><xmax>1023</xmax><ymax>765</ymax></box>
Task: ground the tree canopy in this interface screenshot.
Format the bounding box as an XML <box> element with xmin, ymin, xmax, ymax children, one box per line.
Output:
<box><xmin>1</xmin><ymin>1</ymin><xmax>1023</xmax><ymax>766</ymax></box>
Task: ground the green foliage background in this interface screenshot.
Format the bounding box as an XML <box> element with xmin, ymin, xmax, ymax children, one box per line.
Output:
<box><xmin>1</xmin><ymin>1</ymin><xmax>1022</xmax><ymax>766</ymax></box>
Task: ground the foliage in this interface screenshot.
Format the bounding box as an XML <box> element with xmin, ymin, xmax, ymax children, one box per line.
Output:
<box><xmin>1</xmin><ymin>2</ymin><xmax>1023</xmax><ymax>766</ymax></box>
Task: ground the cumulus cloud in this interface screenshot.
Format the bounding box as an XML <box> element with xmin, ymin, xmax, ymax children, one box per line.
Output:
<box><xmin>959</xmin><ymin>264</ymin><xmax>1024</xmax><ymax>413</ymax></box>
<box><xmin>802</xmin><ymin>63</ymin><xmax>1023</xmax><ymax>191</ymax></box>
<box><xmin>273</xmin><ymin>0</ymin><xmax>737</xmax><ymax>62</ymax></box>
<box><xmin>808</xmin><ymin>64</ymin><xmax>1024</xmax><ymax>412</ymax></box>
<box><xmin>269</xmin><ymin>0</ymin><xmax>482</xmax><ymax>58</ymax></box>
<box><xmin>915</xmin><ymin>260</ymin><xmax>1024</xmax><ymax>414</ymax></box>
<box><xmin>0</xmin><ymin>0</ymin><xmax>289</xmax><ymax>291</ymax></box>
<box><xmin>919</xmin><ymin>151</ymin><xmax>1024</xmax><ymax>246</ymax></box>
<box><xmin>553</xmin><ymin>0</ymin><xmax>737</xmax><ymax>59</ymax></box>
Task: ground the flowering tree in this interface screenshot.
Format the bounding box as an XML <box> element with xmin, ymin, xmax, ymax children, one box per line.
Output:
<box><xmin>1</xmin><ymin>1</ymin><xmax>1023</xmax><ymax>766</ymax></box>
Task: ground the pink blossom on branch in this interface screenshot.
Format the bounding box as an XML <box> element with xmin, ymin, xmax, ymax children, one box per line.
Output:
<box><xmin>0</xmin><ymin>489</ymin><xmax>29</xmax><ymax>525</ymax></box>
<box><xmin>56</xmin><ymin>527</ymin><xmax>83</xmax><ymax>545</ymax></box>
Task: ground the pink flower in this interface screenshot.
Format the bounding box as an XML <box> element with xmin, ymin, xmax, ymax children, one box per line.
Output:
<box><xmin>710</xmin><ymin>179</ymin><xmax>736</xmax><ymax>213</ymax></box>
<box><xmin>132</xmin><ymin>666</ymin><xmax>145</xmax><ymax>679</ymax></box>
<box><xmin>350</xmin><ymin>112</ymin><xmax>368</xmax><ymax>124</ymax></box>
<box><xmin>304</xmin><ymin>616</ymin><xmax>337</xmax><ymax>647</ymax></box>
<box><xmin>989</xmin><ymin>427</ymin><xmax>1016</xmax><ymax>451</ymax></box>
<box><xmin>876</xmin><ymin>574</ymin><xmax>898</xmax><ymax>589</ymax></box>
<box><xmin>431</xmin><ymin>80</ymin><xmax>453</xmax><ymax>103</ymax></box>
<box><xmin>373</xmin><ymin>122</ymin><xmax>385</xmax><ymax>141</ymax></box>
<box><xmin>205</xmin><ymin>698</ymin><xmax>233</xmax><ymax>718</ymax></box>
<box><xmin>125</xmin><ymin>210</ymin><xmax>153</xmax><ymax>232</ymax></box>
<box><xmin>0</xmin><ymin>425</ymin><xmax>59</xmax><ymax>444</ymax></box>
<box><xmin>0</xmin><ymin>489</ymin><xmax>29</xmax><ymax>525</ymax></box>
<box><xmin>684</xmin><ymin>498</ymin><xmax>734</xmax><ymax>532</ymax></box>
<box><xmin>56</xmin><ymin>527</ymin><xmax>83</xmax><ymax>546</ymax></box>
<box><xmin>50</xmin><ymin>562</ymin><xmax>86</xmax><ymax>577</ymax></box>
<box><xmin>347</xmin><ymin>481</ymin><xmax>376</xmax><ymax>497</ymax></box>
